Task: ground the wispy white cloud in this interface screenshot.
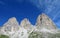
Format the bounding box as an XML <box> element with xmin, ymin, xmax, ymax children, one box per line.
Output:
<box><xmin>29</xmin><ymin>0</ymin><xmax>45</xmax><ymax>10</ymax></box>
<box><xmin>53</xmin><ymin>12</ymin><xmax>60</xmax><ymax>20</ymax></box>
<box><xmin>44</xmin><ymin>0</ymin><xmax>60</xmax><ymax>28</ymax></box>
<box><xmin>29</xmin><ymin>0</ymin><xmax>60</xmax><ymax>28</ymax></box>
<box><xmin>56</xmin><ymin>21</ymin><xmax>60</xmax><ymax>28</ymax></box>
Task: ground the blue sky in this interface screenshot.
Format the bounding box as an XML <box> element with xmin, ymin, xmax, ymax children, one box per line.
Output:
<box><xmin>0</xmin><ymin>0</ymin><xmax>60</xmax><ymax>28</ymax></box>
<box><xmin>0</xmin><ymin>0</ymin><xmax>42</xmax><ymax>26</ymax></box>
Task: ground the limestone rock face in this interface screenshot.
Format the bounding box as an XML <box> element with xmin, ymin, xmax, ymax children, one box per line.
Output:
<box><xmin>1</xmin><ymin>17</ymin><xmax>20</xmax><ymax>35</ymax></box>
<box><xmin>36</xmin><ymin>13</ymin><xmax>57</xmax><ymax>29</ymax></box>
<box><xmin>20</xmin><ymin>18</ymin><xmax>34</xmax><ymax>30</ymax></box>
<box><xmin>0</xmin><ymin>13</ymin><xmax>60</xmax><ymax>38</ymax></box>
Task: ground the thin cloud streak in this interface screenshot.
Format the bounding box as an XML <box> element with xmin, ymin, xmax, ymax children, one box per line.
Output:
<box><xmin>29</xmin><ymin>0</ymin><xmax>60</xmax><ymax>28</ymax></box>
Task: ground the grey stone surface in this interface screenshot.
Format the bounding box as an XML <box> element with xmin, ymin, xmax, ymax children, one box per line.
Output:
<box><xmin>0</xmin><ymin>13</ymin><xmax>60</xmax><ymax>38</ymax></box>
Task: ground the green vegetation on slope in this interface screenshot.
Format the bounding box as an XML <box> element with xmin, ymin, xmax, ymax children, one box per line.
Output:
<box><xmin>28</xmin><ymin>31</ymin><xmax>60</xmax><ymax>38</ymax></box>
<box><xmin>28</xmin><ymin>31</ymin><xmax>43</xmax><ymax>38</ymax></box>
<box><xmin>0</xmin><ymin>34</ymin><xmax>9</xmax><ymax>38</ymax></box>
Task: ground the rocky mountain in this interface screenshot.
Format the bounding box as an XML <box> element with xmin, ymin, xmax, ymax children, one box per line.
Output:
<box><xmin>0</xmin><ymin>17</ymin><xmax>20</xmax><ymax>37</ymax></box>
<box><xmin>0</xmin><ymin>13</ymin><xmax>60</xmax><ymax>38</ymax></box>
<box><xmin>20</xmin><ymin>18</ymin><xmax>34</xmax><ymax>30</ymax></box>
<box><xmin>36</xmin><ymin>13</ymin><xmax>57</xmax><ymax>29</ymax></box>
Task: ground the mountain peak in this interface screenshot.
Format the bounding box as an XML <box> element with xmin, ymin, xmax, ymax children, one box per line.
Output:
<box><xmin>8</xmin><ymin>17</ymin><xmax>17</xmax><ymax>22</ymax></box>
<box><xmin>0</xmin><ymin>13</ymin><xmax>59</xmax><ymax>38</ymax></box>
<box><xmin>2</xmin><ymin>17</ymin><xmax>19</xmax><ymax>32</ymax></box>
<box><xmin>4</xmin><ymin>17</ymin><xmax>19</xmax><ymax>25</ymax></box>
<box><xmin>36</xmin><ymin>13</ymin><xmax>45</xmax><ymax>26</ymax></box>
<box><xmin>20</xmin><ymin>18</ymin><xmax>30</xmax><ymax>26</ymax></box>
<box><xmin>36</xmin><ymin>13</ymin><xmax>57</xmax><ymax>29</ymax></box>
<box><xmin>20</xmin><ymin>18</ymin><xmax>33</xmax><ymax>30</ymax></box>
<box><xmin>41</xmin><ymin>13</ymin><xmax>47</xmax><ymax>16</ymax></box>
<box><xmin>7</xmin><ymin>17</ymin><xmax>17</xmax><ymax>24</ymax></box>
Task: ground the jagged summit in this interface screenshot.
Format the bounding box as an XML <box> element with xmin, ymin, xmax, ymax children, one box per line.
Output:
<box><xmin>3</xmin><ymin>17</ymin><xmax>19</xmax><ymax>26</ymax></box>
<box><xmin>0</xmin><ymin>13</ymin><xmax>59</xmax><ymax>38</ymax></box>
<box><xmin>1</xmin><ymin>17</ymin><xmax>19</xmax><ymax>32</ymax></box>
<box><xmin>36</xmin><ymin>13</ymin><xmax>57</xmax><ymax>29</ymax></box>
<box><xmin>20</xmin><ymin>18</ymin><xmax>33</xmax><ymax>30</ymax></box>
<box><xmin>20</xmin><ymin>18</ymin><xmax>31</xmax><ymax>26</ymax></box>
<box><xmin>8</xmin><ymin>17</ymin><xmax>17</xmax><ymax>22</ymax></box>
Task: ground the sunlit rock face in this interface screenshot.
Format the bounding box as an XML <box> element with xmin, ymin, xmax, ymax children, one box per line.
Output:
<box><xmin>0</xmin><ymin>13</ymin><xmax>60</xmax><ymax>38</ymax></box>
<box><xmin>0</xmin><ymin>17</ymin><xmax>20</xmax><ymax>38</ymax></box>
<box><xmin>20</xmin><ymin>18</ymin><xmax>34</xmax><ymax>32</ymax></box>
<box><xmin>36</xmin><ymin>13</ymin><xmax>57</xmax><ymax>29</ymax></box>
